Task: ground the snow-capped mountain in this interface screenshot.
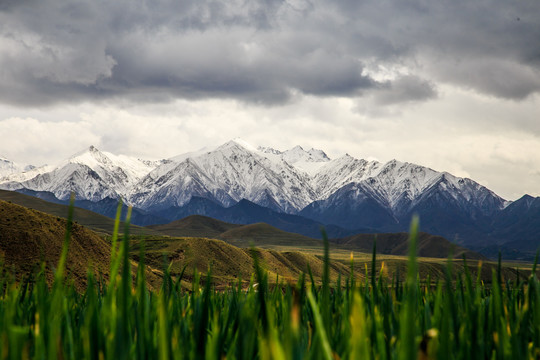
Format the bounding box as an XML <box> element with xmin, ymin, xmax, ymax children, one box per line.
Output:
<box><xmin>0</xmin><ymin>139</ymin><xmax>507</xmax><ymax>230</ymax></box>
<box><xmin>130</xmin><ymin>140</ymin><xmax>316</xmax><ymax>213</ymax></box>
<box><xmin>0</xmin><ymin>164</ymin><xmax>55</xmax><ymax>184</ymax></box>
<box><xmin>0</xmin><ymin>139</ymin><xmax>506</xmax><ymax>217</ymax></box>
<box><xmin>0</xmin><ymin>156</ymin><xmax>35</xmax><ymax>178</ymax></box>
<box><xmin>258</xmin><ymin>145</ymin><xmax>330</xmax><ymax>175</ymax></box>
<box><xmin>0</xmin><ymin>146</ymin><xmax>164</xmax><ymax>201</ymax></box>
<box><xmin>309</xmin><ymin>156</ymin><xmax>505</xmax><ymax>220</ymax></box>
<box><xmin>257</xmin><ymin>144</ymin><xmax>330</xmax><ymax>164</ymax></box>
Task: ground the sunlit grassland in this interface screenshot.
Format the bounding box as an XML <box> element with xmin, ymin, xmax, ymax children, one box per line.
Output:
<box><xmin>1</xmin><ymin>200</ymin><xmax>539</xmax><ymax>359</ymax></box>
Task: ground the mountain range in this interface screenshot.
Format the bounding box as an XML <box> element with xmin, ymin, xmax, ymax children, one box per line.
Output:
<box><xmin>1</xmin><ymin>138</ymin><xmax>538</xmax><ymax>259</ymax></box>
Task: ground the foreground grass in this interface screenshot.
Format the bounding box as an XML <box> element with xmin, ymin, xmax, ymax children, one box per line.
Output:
<box><xmin>1</xmin><ymin>204</ymin><xmax>539</xmax><ymax>359</ymax></box>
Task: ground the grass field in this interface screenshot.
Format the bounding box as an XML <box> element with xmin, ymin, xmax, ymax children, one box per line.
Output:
<box><xmin>1</xmin><ymin>202</ymin><xmax>539</xmax><ymax>359</ymax></box>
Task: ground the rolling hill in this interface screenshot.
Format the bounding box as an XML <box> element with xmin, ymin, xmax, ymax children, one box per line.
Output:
<box><xmin>147</xmin><ymin>215</ymin><xmax>487</xmax><ymax>260</ymax></box>
<box><xmin>330</xmin><ymin>232</ymin><xmax>486</xmax><ymax>260</ymax></box>
<box><xmin>130</xmin><ymin>236</ymin><xmax>354</xmax><ymax>286</ymax></box>
<box><xmin>0</xmin><ymin>199</ymin><xmax>113</xmax><ymax>290</ymax></box>
<box><xmin>0</xmin><ymin>198</ymin><xmax>357</xmax><ymax>288</ymax></box>
<box><xmin>0</xmin><ymin>198</ymin><xmax>533</xmax><ymax>290</ymax></box>
<box><xmin>146</xmin><ymin>214</ymin><xmax>242</xmax><ymax>238</ymax></box>
<box><xmin>218</xmin><ymin>222</ymin><xmax>325</xmax><ymax>248</ymax></box>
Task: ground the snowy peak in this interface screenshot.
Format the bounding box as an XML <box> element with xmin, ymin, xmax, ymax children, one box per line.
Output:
<box><xmin>257</xmin><ymin>144</ymin><xmax>330</xmax><ymax>176</ymax></box>
<box><xmin>222</xmin><ymin>138</ymin><xmax>259</xmax><ymax>152</ymax></box>
<box><xmin>67</xmin><ymin>145</ymin><xmax>114</xmax><ymax>169</ymax></box>
<box><xmin>0</xmin><ymin>145</ymin><xmax>163</xmax><ymax>202</ymax></box>
<box><xmin>0</xmin><ymin>157</ymin><xmax>19</xmax><ymax>177</ymax></box>
<box><xmin>311</xmin><ymin>154</ymin><xmax>506</xmax><ymax>218</ymax></box>
<box><xmin>313</xmin><ymin>155</ymin><xmax>375</xmax><ymax>197</ymax></box>
<box><xmin>257</xmin><ymin>145</ymin><xmax>330</xmax><ymax>164</ymax></box>
<box><xmin>144</xmin><ymin>139</ymin><xmax>506</xmax><ymax>218</ymax></box>
<box><xmin>257</xmin><ymin>146</ymin><xmax>282</xmax><ymax>155</ymax></box>
<box><xmin>131</xmin><ymin>138</ymin><xmax>316</xmax><ymax>212</ymax></box>
<box><xmin>306</xmin><ymin>148</ymin><xmax>330</xmax><ymax>161</ymax></box>
<box><xmin>64</xmin><ymin>145</ymin><xmax>162</xmax><ymax>182</ymax></box>
<box><xmin>281</xmin><ymin>145</ymin><xmax>330</xmax><ymax>164</ymax></box>
<box><xmin>0</xmin><ymin>156</ymin><xmax>35</xmax><ymax>178</ymax></box>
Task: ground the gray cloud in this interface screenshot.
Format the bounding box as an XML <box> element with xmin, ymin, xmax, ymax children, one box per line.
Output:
<box><xmin>1</xmin><ymin>0</ymin><xmax>539</xmax><ymax>106</ymax></box>
<box><xmin>374</xmin><ymin>75</ymin><xmax>437</xmax><ymax>105</ymax></box>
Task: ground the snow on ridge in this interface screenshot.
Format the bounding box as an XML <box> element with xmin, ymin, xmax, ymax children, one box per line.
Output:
<box><xmin>0</xmin><ymin>145</ymin><xmax>163</xmax><ymax>202</ymax></box>
<box><xmin>68</xmin><ymin>145</ymin><xmax>159</xmax><ymax>178</ymax></box>
<box><xmin>130</xmin><ymin>138</ymin><xmax>317</xmax><ymax>212</ymax></box>
<box><xmin>0</xmin><ymin>139</ymin><xmax>508</xmax><ymax>217</ymax></box>
<box><xmin>309</xmin><ymin>154</ymin><xmax>505</xmax><ymax>212</ymax></box>
<box><xmin>292</xmin><ymin>161</ymin><xmax>329</xmax><ymax>177</ymax></box>
<box><xmin>282</xmin><ymin>145</ymin><xmax>330</xmax><ymax>164</ymax></box>
<box><xmin>169</xmin><ymin>138</ymin><xmax>258</xmax><ymax>163</ymax></box>
<box><xmin>0</xmin><ymin>156</ymin><xmax>36</xmax><ymax>179</ymax></box>
<box><xmin>230</xmin><ymin>138</ymin><xmax>259</xmax><ymax>152</ymax></box>
<box><xmin>169</xmin><ymin>146</ymin><xmax>215</xmax><ymax>163</ymax></box>
<box><xmin>255</xmin><ymin>143</ymin><xmax>330</xmax><ymax>176</ymax></box>
<box><xmin>0</xmin><ymin>158</ymin><xmax>19</xmax><ymax>177</ymax></box>
<box><xmin>0</xmin><ymin>164</ymin><xmax>55</xmax><ymax>184</ymax></box>
<box><xmin>257</xmin><ymin>146</ymin><xmax>281</xmax><ymax>155</ymax></box>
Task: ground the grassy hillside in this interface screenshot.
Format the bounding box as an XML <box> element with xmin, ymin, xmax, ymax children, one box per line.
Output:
<box><xmin>0</xmin><ymin>199</ymin><xmax>112</xmax><ymax>290</ymax></box>
<box><xmin>219</xmin><ymin>222</ymin><xmax>324</xmax><ymax>248</ymax></box>
<box><xmin>0</xmin><ymin>189</ymin><xmax>158</xmax><ymax>236</ymax></box>
<box><xmin>0</xmin><ymin>199</ymin><xmax>166</xmax><ymax>290</ymax></box>
<box><xmin>146</xmin><ymin>214</ymin><xmax>241</xmax><ymax>237</ymax></box>
<box><xmin>1</xmin><ymin>191</ymin><xmax>488</xmax><ymax>261</ymax></box>
<box><xmin>130</xmin><ymin>233</ymin><xmax>534</xmax><ymax>287</ymax></box>
<box><xmin>1</xmin><ymin>195</ymin><xmax>533</xmax><ymax>290</ymax></box>
<box><xmin>148</xmin><ymin>214</ymin><xmax>488</xmax><ymax>260</ymax></box>
<box><xmin>331</xmin><ymin>232</ymin><xmax>486</xmax><ymax>260</ymax></box>
<box><xmin>130</xmin><ymin>236</ymin><xmax>355</xmax><ymax>287</ymax></box>
<box><xmin>0</xmin><ymin>198</ymin><xmax>356</xmax><ymax>288</ymax></box>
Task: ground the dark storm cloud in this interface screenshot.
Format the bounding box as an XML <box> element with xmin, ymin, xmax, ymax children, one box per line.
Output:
<box><xmin>374</xmin><ymin>76</ymin><xmax>437</xmax><ymax>106</ymax></box>
<box><xmin>1</xmin><ymin>0</ymin><xmax>539</xmax><ymax>107</ymax></box>
<box><xmin>331</xmin><ymin>0</ymin><xmax>540</xmax><ymax>100</ymax></box>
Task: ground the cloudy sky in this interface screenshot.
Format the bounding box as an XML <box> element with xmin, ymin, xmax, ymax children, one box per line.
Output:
<box><xmin>1</xmin><ymin>0</ymin><xmax>539</xmax><ymax>200</ymax></box>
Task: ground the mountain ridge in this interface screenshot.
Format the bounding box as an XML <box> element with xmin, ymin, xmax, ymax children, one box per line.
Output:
<box><xmin>1</xmin><ymin>140</ymin><xmax>505</xmax><ymax>216</ymax></box>
<box><xmin>1</xmin><ymin>139</ymin><xmax>538</xmax><ymax>259</ymax></box>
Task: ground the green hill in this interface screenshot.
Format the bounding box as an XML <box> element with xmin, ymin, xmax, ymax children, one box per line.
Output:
<box><xmin>0</xmin><ymin>199</ymin><xmax>166</xmax><ymax>290</ymax></box>
<box><xmin>1</xmin><ymin>191</ymin><xmax>487</xmax><ymax>261</ymax></box>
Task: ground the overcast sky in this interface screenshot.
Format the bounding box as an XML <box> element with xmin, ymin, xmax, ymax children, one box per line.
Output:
<box><xmin>1</xmin><ymin>0</ymin><xmax>539</xmax><ymax>200</ymax></box>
